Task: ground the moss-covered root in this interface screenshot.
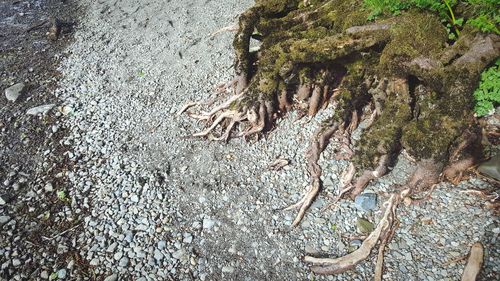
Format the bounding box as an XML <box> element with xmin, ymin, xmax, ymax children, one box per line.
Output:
<box><xmin>305</xmin><ymin>159</ymin><xmax>441</xmax><ymax>275</ymax></box>
<box><xmin>345</xmin><ymin>77</ymin><xmax>412</xmax><ymax>199</ymax></box>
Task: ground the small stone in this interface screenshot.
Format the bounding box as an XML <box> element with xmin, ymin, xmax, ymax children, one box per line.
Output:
<box><xmin>0</xmin><ymin>196</ymin><xmax>6</xmax><ymax>205</ymax></box>
<box><xmin>172</xmin><ymin>249</ymin><xmax>185</xmax><ymax>260</ymax></box>
<box><xmin>183</xmin><ymin>233</ymin><xmax>193</xmax><ymax>244</ymax></box>
<box><xmin>203</xmin><ymin>218</ymin><xmax>215</xmax><ymax>229</ymax></box>
<box><xmin>44</xmin><ymin>183</ymin><xmax>54</xmax><ymax>192</ymax></box>
<box><xmin>57</xmin><ymin>268</ymin><xmax>67</xmax><ymax>279</ymax></box>
<box><xmin>356</xmin><ymin>218</ymin><xmax>374</xmax><ymax>234</ymax></box>
<box><xmin>0</xmin><ymin>216</ymin><xmax>10</xmax><ymax>225</ymax></box>
<box><xmin>5</xmin><ymin>82</ymin><xmax>25</xmax><ymax>102</ymax></box>
<box><xmin>113</xmin><ymin>251</ymin><xmax>123</xmax><ymax>260</ymax></box>
<box><xmin>478</xmin><ymin>154</ymin><xmax>500</xmax><ymax>181</ymax></box>
<box><xmin>222</xmin><ymin>266</ymin><xmax>234</xmax><ymax>273</ymax></box>
<box><xmin>158</xmin><ymin>240</ymin><xmax>166</xmax><ymax>250</ymax></box>
<box><xmin>26</xmin><ymin>104</ymin><xmax>56</xmax><ymax>115</ymax></box>
<box><xmin>130</xmin><ymin>194</ymin><xmax>139</xmax><ymax>203</ymax></box>
<box><xmin>12</xmin><ymin>259</ymin><xmax>21</xmax><ymax>267</ymax></box>
<box><xmin>106</xmin><ymin>242</ymin><xmax>117</xmax><ymax>253</ymax></box>
<box><xmin>103</xmin><ymin>274</ymin><xmax>118</xmax><ymax>281</ymax></box>
<box><xmin>118</xmin><ymin>257</ymin><xmax>129</xmax><ymax>267</ymax></box>
<box><xmin>354</xmin><ymin>193</ymin><xmax>377</xmax><ymax>212</ymax></box>
<box><xmin>40</xmin><ymin>271</ymin><xmax>49</xmax><ymax>279</ymax></box>
<box><xmin>154</xmin><ymin>249</ymin><xmax>164</xmax><ymax>261</ymax></box>
<box><xmin>89</xmin><ymin>258</ymin><xmax>99</xmax><ymax>266</ymax></box>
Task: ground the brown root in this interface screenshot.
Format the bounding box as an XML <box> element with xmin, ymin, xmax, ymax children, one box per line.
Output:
<box><xmin>442</xmin><ymin>157</ymin><xmax>476</xmax><ymax>184</ymax></box>
<box><xmin>350</xmin><ymin>155</ymin><xmax>390</xmax><ymax>199</ymax></box>
<box><xmin>461</xmin><ymin>242</ymin><xmax>484</xmax><ymax>281</ymax></box>
<box><xmin>307</xmin><ymin>160</ymin><xmax>441</xmax><ymax>275</ymax></box>
<box><xmin>287</xmin><ymin>122</ymin><xmax>339</xmax><ymax>227</ymax></box>
<box><xmin>305</xmin><ymin>190</ymin><xmax>403</xmax><ymax>274</ymax></box>
<box><xmin>374</xmin><ymin>219</ymin><xmax>399</xmax><ymax>281</ymax></box>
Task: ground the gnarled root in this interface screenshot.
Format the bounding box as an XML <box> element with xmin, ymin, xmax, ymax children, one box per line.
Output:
<box><xmin>306</xmin><ymin>160</ymin><xmax>441</xmax><ymax>275</ymax></box>
<box><xmin>286</xmin><ymin>121</ymin><xmax>339</xmax><ymax>227</ymax></box>
<box><xmin>305</xmin><ymin>190</ymin><xmax>404</xmax><ymax>274</ymax></box>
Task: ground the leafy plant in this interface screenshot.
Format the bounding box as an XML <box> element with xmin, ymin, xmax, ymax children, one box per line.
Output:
<box><xmin>473</xmin><ymin>59</ymin><xmax>500</xmax><ymax>117</ymax></box>
<box><xmin>56</xmin><ymin>190</ymin><xmax>70</xmax><ymax>203</ymax></box>
<box><xmin>364</xmin><ymin>0</ymin><xmax>499</xmax><ymax>38</ymax></box>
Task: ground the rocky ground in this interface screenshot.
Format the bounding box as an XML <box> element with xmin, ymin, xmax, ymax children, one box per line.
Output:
<box><xmin>1</xmin><ymin>0</ymin><xmax>499</xmax><ymax>280</ymax></box>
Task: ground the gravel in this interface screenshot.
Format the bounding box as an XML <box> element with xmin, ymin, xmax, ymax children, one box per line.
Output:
<box><xmin>1</xmin><ymin>0</ymin><xmax>497</xmax><ymax>280</ymax></box>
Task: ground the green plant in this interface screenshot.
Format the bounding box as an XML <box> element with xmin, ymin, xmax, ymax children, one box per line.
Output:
<box><xmin>56</xmin><ymin>190</ymin><xmax>70</xmax><ymax>203</ymax></box>
<box><xmin>473</xmin><ymin>59</ymin><xmax>500</xmax><ymax>117</ymax></box>
<box><xmin>364</xmin><ymin>0</ymin><xmax>499</xmax><ymax>38</ymax></box>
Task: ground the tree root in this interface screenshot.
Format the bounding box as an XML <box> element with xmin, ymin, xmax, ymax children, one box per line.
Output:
<box><xmin>305</xmin><ymin>190</ymin><xmax>404</xmax><ymax>274</ymax></box>
<box><xmin>286</xmin><ymin>122</ymin><xmax>339</xmax><ymax>227</ymax></box>
<box><xmin>461</xmin><ymin>242</ymin><xmax>484</xmax><ymax>281</ymax></box>
<box><xmin>350</xmin><ymin>155</ymin><xmax>390</xmax><ymax>199</ymax></box>
<box><xmin>374</xmin><ymin>219</ymin><xmax>399</xmax><ymax>281</ymax></box>
<box><xmin>306</xmin><ymin>160</ymin><xmax>440</xmax><ymax>275</ymax></box>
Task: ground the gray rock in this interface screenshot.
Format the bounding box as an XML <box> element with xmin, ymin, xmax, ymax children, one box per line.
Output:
<box><xmin>106</xmin><ymin>242</ymin><xmax>118</xmax><ymax>253</ymax></box>
<box><xmin>183</xmin><ymin>233</ymin><xmax>193</xmax><ymax>244</ymax></box>
<box><xmin>222</xmin><ymin>266</ymin><xmax>234</xmax><ymax>273</ymax></box>
<box><xmin>5</xmin><ymin>83</ymin><xmax>25</xmax><ymax>102</ymax></box>
<box><xmin>203</xmin><ymin>218</ymin><xmax>215</xmax><ymax>229</ymax></box>
<box><xmin>103</xmin><ymin>274</ymin><xmax>118</xmax><ymax>281</ymax></box>
<box><xmin>44</xmin><ymin>183</ymin><xmax>54</xmax><ymax>192</ymax></box>
<box><xmin>478</xmin><ymin>154</ymin><xmax>500</xmax><ymax>181</ymax></box>
<box><xmin>172</xmin><ymin>249</ymin><xmax>185</xmax><ymax>260</ymax></box>
<box><xmin>118</xmin><ymin>257</ymin><xmax>129</xmax><ymax>267</ymax></box>
<box><xmin>158</xmin><ymin>240</ymin><xmax>166</xmax><ymax>250</ymax></box>
<box><xmin>40</xmin><ymin>271</ymin><xmax>49</xmax><ymax>279</ymax></box>
<box><xmin>154</xmin><ymin>249</ymin><xmax>164</xmax><ymax>261</ymax></box>
<box><xmin>0</xmin><ymin>196</ymin><xmax>6</xmax><ymax>205</ymax></box>
<box><xmin>26</xmin><ymin>104</ymin><xmax>56</xmax><ymax>115</ymax></box>
<box><xmin>12</xmin><ymin>259</ymin><xmax>21</xmax><ymax>267</ymax></box>
<box><xmin>0</xmin><ymin>216</ymin><xmax>10</xmax><ymax>225</ymax></box>
<box><xmin>130</xmin><ymin>194</ymin><xmax>139</xmax><ymax>202</ymax></box>
<box><xmin>354</xmin><ymin>193</ymin><xmax>377</xmax><ymax>212</ymax></box>
<box><xmin>113</xmin><ymin>251</ymin><xmax>123</xmax><ymax>260</ymax></box>
<box><xmin>57</xmin><ymin>268</ymin><xmax>67</xmax><ymax>279</ymax></box>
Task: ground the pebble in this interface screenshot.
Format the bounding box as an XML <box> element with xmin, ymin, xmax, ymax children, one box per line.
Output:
<box><xmin>118</xmin><ymin>257</ymin><xmax>129</xmax><ymax>267</ymax></box>
<box><xmin>5</xmin><ymin>82</ymin><xmax>25</xmax><ymax>102</ymax></box>
<box><xmin>356</xmin><ymin>218</ymin><xmax>374</xmax><ymax>234</ymax></box>
<box><xmin>0</xmin><ymin>196</ymin><xmax>6</xmax><ymax>205</ymax></box>
<box><xmin>154</xmin><ymin>249</ymin><xmax>164</xmax><ymax>260</ymax></box>
<box><xmin>26</xmin><ymin>104</ymin><xmax>56</xmax><ymax>115</ymax></box>
<box><xmin>0</xmin><ymin>216</ymin><xmax>10</xmax><ymax>225</ymax></box>
<box><xmin>354</xmin><ymin>193</ymin><xmax>378</xmax><ymax>212</ymax></box>
<box><xmin>12</xmin><ymin>259</ymin><xmax>21</xmax><ymax>267</ymax></box>
<box><xmin>172</xmin><ymin>249</ymin><xmax>185</xmax><ymax>260</ymax></box>
<box><xmin>203</xmin><ymin>218</ymin><xmax>215</xmax><ymax>229</ymax></box>
<box><xmin>44</xmin><ymin>183</ymin><xmax>54</xmax><ymax>192</ymax></box>
<box><xmin>103</xmin><ymin>274</ymin><xmax>118</xmax><ymax>281</ymax></box>
<box><xmin>222</xmin><ymin>266</ymin><xmax>234</xmax><ymax>273</ymax></box>
<box><xmin>57</xmin><ymin>268</ymin><xmax>67</xmax><ymax>279</ymax></box>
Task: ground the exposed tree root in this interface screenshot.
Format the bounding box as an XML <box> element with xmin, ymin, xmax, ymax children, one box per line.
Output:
<box><xmin>461</xmin><ymin>242</ymin><xmax>484</xmax><ymax>281</ymax></box>
<box><xmin>182</xmin><ymin>0</ymin><xmax>500</xmax><ymax>276</ymax></box>
<box><xmin>374</xmin><ymin>220</ymin><xmax>399</xmax><ymax>281</ymax></box>
<box><xmin>286</xmin><ymin>122</ymin><xmax>339</xmax><ymax>227</ymax></box>
<box><xmin>306</xmin><ymin>159</ymin><xmax>440</xmax><ymax>274</ymax></box>
<box><xmin>305</xmin><ymin>190</ymin><xmax>404</xmax><ymax>274</ymax></box>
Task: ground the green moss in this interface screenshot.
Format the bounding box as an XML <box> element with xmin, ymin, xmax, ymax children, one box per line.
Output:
<box><xmin>379</xmin><ymin>11</ymin><xmax>447</xmax><ymax>75</ymax></box>
<box><xmin>354</xmin><ymin>79</ymin><xmax>412</xmax><ymax>170</ymax></box>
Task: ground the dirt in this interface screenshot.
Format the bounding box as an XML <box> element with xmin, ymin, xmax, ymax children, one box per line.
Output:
<box><xmin>0</xmin><ymin>0</ymin><xmax>92</xmax><ymax>279</ymax></box>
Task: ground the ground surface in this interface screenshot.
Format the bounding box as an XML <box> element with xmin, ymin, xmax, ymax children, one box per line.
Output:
<box><xmin>1</xmin><ymin>0</ymin><xmax>499</xmax><ymax>280</ymax></box>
